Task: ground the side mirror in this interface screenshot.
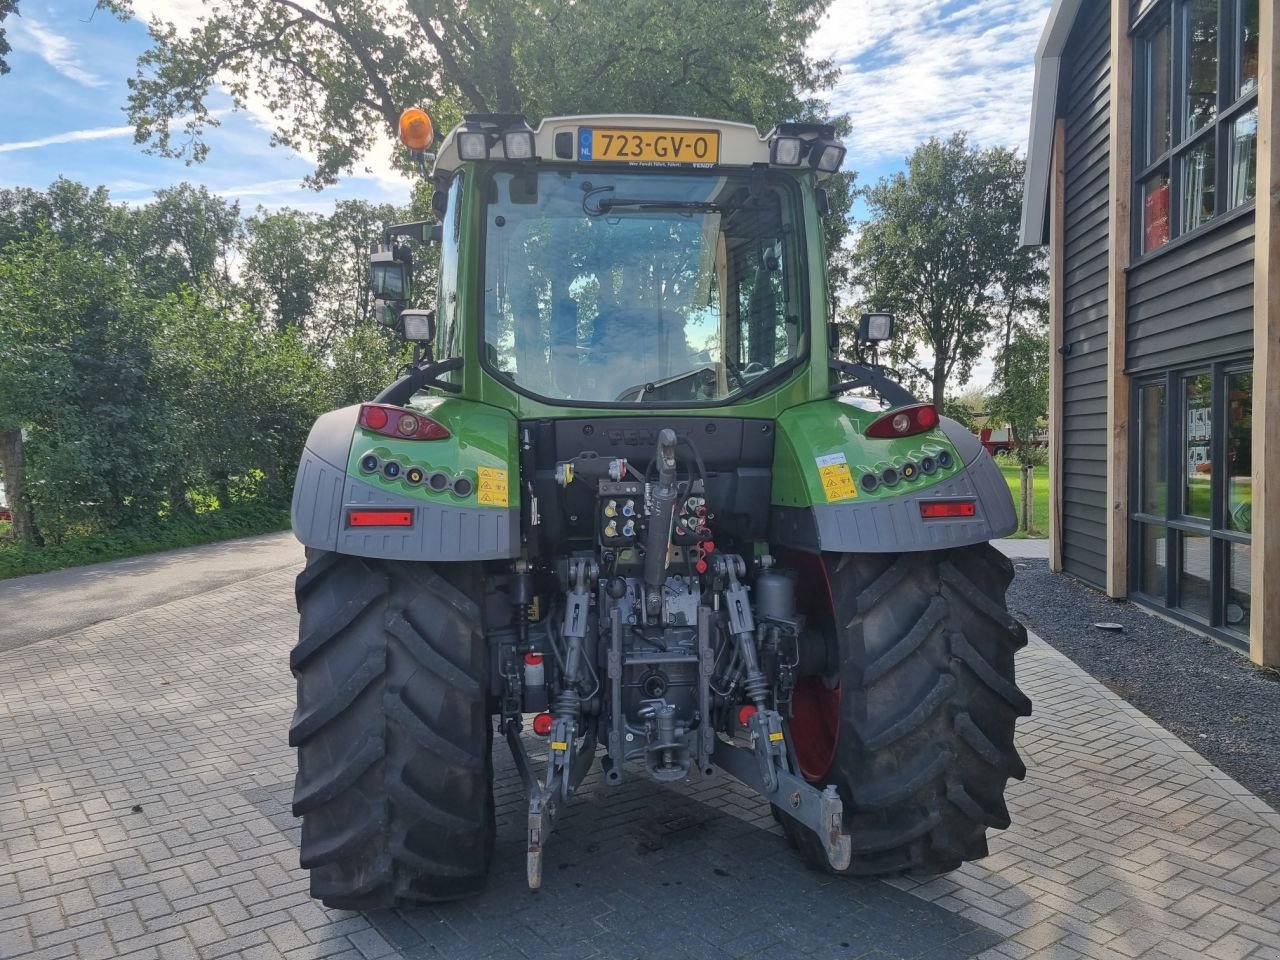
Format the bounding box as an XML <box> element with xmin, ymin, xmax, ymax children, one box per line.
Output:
<box><xmin>370</xmin><ymin>250</ymin><xmax>411</xmax><ymax>301</ymax></box>
<box><xmin>858</xmin><ymin>312</ymin><xmax>895</xmax><ymax>343</ymax></box>
<box><xmin>815</xmin><ymin>185</ymin><xmax>831</xmax><ymax>218</ymax></box>
<box><xmin>400</xmin><ymin>309</ymin><xmax>436</xmax><ymax>343</ymax></box>
<box><xmin>375</xmin><ymin>300</ymin><xmax>401</xmax><ymax>329</ymax></box>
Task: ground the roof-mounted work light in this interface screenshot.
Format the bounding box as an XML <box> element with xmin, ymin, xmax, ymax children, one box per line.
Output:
<box><xmin>457</xmin><ymin>130</ymin><xmax>490</xmax><ymax>160</ymax></box>
<box><xmin>810</xmin><ymin>142</ymin><xmax>847</xmax><ymax>173</ymax></box>
<box><xmin>502</xmin><ymin>129</ymin><xmax>536</xmax><ymax>160</ymax></box>
<box><xmin>770</xmin><ymin>136</ymin><xmax>804</xmax><ymax>166</ymax></box>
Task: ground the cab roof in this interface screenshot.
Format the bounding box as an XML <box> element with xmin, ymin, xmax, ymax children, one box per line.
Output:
<box><xmin>430</xmin><ymin>114</ymin><xmax>843</xmax><ymax>179</ymax></box>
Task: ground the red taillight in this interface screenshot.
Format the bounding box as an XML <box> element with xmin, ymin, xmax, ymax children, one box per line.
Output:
<box><xmin>348</xmin><ymin>509</ymin><xmax>414</xmax><ymax>527</ymax></box>
<box><xmin>920</xmin><ymin>501</ymin><xmax>977</xmax><ymax>519</ymax></box>
<box><xmin>532</xmin><ymin>713</ymin><xmax>554</xmax><ymax>736</ymax></box>
<box><xmin>866</xmin><ymin>404</ymin><xmax>940</xmax><ymax>439</ymax></box>
<box><xmin>358</xmin><ymin>404</ymin><xmax>450</xmax><ymax>441</ymax></box>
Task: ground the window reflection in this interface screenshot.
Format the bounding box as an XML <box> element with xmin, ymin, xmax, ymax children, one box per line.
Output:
<box><xmin>1179</xmin><ymin>530</ymin><xmax>1212</xmax><ymax>620</ymax></box>
<box><xmin>1183</xmin><ymin>374</ymin><xmax>1213</xmax><ymax>518</ymax></box>
<box><xmin>1141</xmin><ymin>382</ymin><xmax>1168</xmax><ymax>514</ymax></box>
<box><xmin>1238</xmin><ymin>0</ymin><xmax>1259</xmax><ymax>97</ymax></box>
<box><xmin>1142</xmin><ymin>173</ymin><xmax>1172</xmax><ymax>253</ymax></box>
<box><xmin>1146</xmin><ymin>24</ymin><xmax>1172</xmax><ymax>164</ymax></box>
<box><xmin>1141</xmin><ymin>524</ymin><xmax>1169</xmax><ymax>598</ymax></box>
<box><xmin>1226</xmin><ymin>542</ymin><xmax>1251</xmax><ymax>632</ymax></box>
<box><xmin>1230</xmin><ymin>109</ymin><xmax>1258</xmax><ymax>208</ymax></box>
<box><xmin>1183</xmin><ymin>0</ymin><xmax>1219</xmax><ymax>139</ymax></box>
<box><xmin>1226</xmin><ymin>372</ymin><xmax>1252</xmax><ymax>531</ymax></box>
<box><xmin>1180</xmin><ymin>138</ymin><xmax>1216</xmax><ymax>233</ymax></box>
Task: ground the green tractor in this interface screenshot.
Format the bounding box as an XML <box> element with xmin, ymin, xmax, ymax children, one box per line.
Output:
<box><xmin>289</xmin><ymin>111</ymin><xmax>1030</xmax><ymax>908</ymax></box>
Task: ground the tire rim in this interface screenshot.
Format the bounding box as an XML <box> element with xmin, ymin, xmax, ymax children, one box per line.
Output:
<box><xmin>790</xmin><ymin>676</ymin><xmax>840</xmax><ymax>782</ymax></box>
<box><xmin>784</xmin><ymin>552</ymin><xmax>841</xmax><ymax>784</ymax></box>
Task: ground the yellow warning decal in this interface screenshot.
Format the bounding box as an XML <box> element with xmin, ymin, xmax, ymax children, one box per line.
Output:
<box><xmin>477</xmin><ymin>465</ymin><xmax>509</xmax><ymax>507</ymax></box>
<box><xmin>816</xmin><ymin>452</ymin><xmax>858</xmax><ymax>502</ymax></box>
<box><xmin>768</xmin><ymin>731</ymin><xmax>785</xmax><ymax>742</ymax></box>
<box><xmin>551</xmin><ymin>741</ymin><xmax>568</xmax><ymax>751</ymax></box>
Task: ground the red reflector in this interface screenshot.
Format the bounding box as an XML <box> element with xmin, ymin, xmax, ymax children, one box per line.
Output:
<box><xmin>348</xmin><ymin>509</ymin><xmax>414</xmax><ymax>527</ymax></box>
<box><xmin>737</xmin><ymin>705</ymin><xmax>758</xmax><ymax>727</ymax></box>
<box><xmin>920</xmin><ymin>501</ymin><xmax>977</xmax><ymax>519</ymax></box>
<box><xmin>866</xmin><ymin>403</ymin><xmax>941</xmax><ymax>439</ymax></box>
<box><xmin>532</xmin><ymin>713</ymin><xmax>554</xmax><ymax>736</ymax></box>
<box><xmin>358</xmin><ymin>404</ymin><xmax>450</xmax><ymax>441</ymax></box>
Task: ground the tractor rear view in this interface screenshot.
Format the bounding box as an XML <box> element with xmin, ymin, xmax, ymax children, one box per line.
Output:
<box><xmin>288</xmin><ymin>110</ymin><xmax>1030</xmax><ymax>908</ymax></box>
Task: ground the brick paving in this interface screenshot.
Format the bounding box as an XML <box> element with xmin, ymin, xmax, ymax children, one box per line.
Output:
<box><xmin>1</xmin><ymin>562</ymin><xmax>1278</xmax><ymax>959</ymax></box>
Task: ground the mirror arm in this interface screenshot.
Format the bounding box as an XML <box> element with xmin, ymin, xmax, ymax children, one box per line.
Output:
<box><xmin>829</xmin><ymin>359</ymin><xmax>919</xmax><ymax>407</ymax></box>
<box><xmin>375</xmin><ymin>356</ymin><xmax>464</xmax><ymax>405</ymax></box>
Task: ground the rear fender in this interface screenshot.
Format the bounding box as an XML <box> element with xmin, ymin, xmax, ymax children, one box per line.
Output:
<box><xmin>291</xmin><ymin>399</ymin><xmax>520</xmax><ymax>561</ymax></box>
<box><xmin>769</xmin><ymin>399</ymin><xmax>1015</xmax><ymax>553</ymax></box>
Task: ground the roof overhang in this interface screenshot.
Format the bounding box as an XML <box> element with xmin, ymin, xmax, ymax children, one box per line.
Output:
<box><xmin>1021</xmin><ymin>0</ymin><xmax>1092</xmax><ymax>246</ymax></box>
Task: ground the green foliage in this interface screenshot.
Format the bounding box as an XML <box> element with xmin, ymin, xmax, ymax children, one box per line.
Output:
<box><xmin>852</xmin><ymin>134</ymin><xmax>1047</xmax><ymax>408</ymax></box>
<box><xmin>987</xmin><ymin>328</ymin><xmax>1050</xmax><ymax>470</ymax></box>
<box><xmin>0</xmin><ymin>503</ymin><xmax>290</xmax><ymax>580</ymax></box>
<box><xmin>0</xmin><ymin>180</ymin><xmax>409</xmax><ymax>553</ymax></box>
<box><xmin>997</xmin><ymin>461</ymin><xmax>1049</xmax><ymax>540</ymax></box>
<box><xmin>108</xmin><ymin>0</ymin><xmax>838</xmax><ymax>186</ymax></box>
<box><xmin>0</xmin><ymin>0</ymin><xmax>17</xmax><ymax>76</ymax></box>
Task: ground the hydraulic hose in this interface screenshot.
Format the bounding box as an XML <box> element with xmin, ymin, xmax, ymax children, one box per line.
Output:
<box><xmin>643</xmin><ymin>428</ymin><xmax>679</xmax><ymax>595</ymax></box>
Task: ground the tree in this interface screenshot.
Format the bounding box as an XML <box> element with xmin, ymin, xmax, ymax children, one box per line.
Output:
<box><xmin>852</xmin><ymin>134</ymin><xmax>1045</xmax><ymax>408</ymax></box>
<box><xmin>107</xmin><ymin>0</ymin><xmax>838</xmax><ymax>186</ymax></box>
<box><xmin>987</xmin><ymin>328</ymin><xmax>1050</xmax><ymax>535</ymax></box>
<box><xmin>0</xmin><ymin>0</ymin><xmax>17</xmax><ymax>76</ymax></box>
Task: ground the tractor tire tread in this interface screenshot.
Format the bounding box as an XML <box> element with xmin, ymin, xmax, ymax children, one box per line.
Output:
<box><xmin>783</xmin><ymin>544</ymin><xmax>1028</xmax><ymax>880</ymax></box>
<box><xmin>291</xmin><ymin>552</ymin><xmax>494</xmax><ymax>909</ymax></box>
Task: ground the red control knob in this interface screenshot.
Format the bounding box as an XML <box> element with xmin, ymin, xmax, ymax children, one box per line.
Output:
<box><xmin>531</xmin><ymin>713</ymin><xmax>553</xmax><ymax>736</ymax></box>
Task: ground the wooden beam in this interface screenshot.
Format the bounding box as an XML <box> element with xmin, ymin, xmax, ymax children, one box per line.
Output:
<box><xmin>1250</xmin><ymin>0</ymin><xmax>1279</xmax><ymax>668</ymax></box>
<box><xmin>1049</xmin><ymin>118</ymin><xmax>1066</xmax><ymax>572</ymax></box>
<box><xmin>1105</xmin><ymin>0</ymin><xmax>1133</xmax><ymax>599</ymax></box>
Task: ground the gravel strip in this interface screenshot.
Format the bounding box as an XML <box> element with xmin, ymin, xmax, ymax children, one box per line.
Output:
<box><xmin>1007</xmin><ymin>559</ymin><xmax>1280</xmax><ymax>810</ymax></box>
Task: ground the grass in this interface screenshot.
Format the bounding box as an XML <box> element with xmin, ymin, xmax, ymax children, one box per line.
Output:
<box><xmin>0</xmin><ymin>503</ymin><xmax>290</xmax><ymax>580</ymax></box>
<box><xmin>998</xmin><ymin>461</ymin><xmax>1049</xmax><ymax>539</ymax></box>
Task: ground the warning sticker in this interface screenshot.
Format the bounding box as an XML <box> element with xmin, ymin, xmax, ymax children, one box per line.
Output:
<box><xmin>477</xmin><ymin>466</ymin><xmax>509</xmax><ymax>507</ymax></box>
<box><xmin>816</xmin><ymin>452</ymin><xmax>858</xmax><ymax>502</ymax></box>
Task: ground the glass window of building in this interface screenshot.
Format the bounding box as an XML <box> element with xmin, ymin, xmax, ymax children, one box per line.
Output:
<box><xmin>1131</xmin><ymin>363</ymin><xmax>1253</xmax><ymax>646</ymax></box>
<box><xmin>1134</xmin><ymin>0</ymin><xmax>1259</xmax><ymax>256</ymax></box>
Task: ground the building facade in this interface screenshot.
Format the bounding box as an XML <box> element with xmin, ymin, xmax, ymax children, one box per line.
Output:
<box><xmin>1022</xmin><ymin>0</ymin><xmax>1277</xmax><ymax>666</ymax></box>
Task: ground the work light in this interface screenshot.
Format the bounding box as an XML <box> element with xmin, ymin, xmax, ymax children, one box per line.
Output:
<box><xmin>770</xmin><ymin>136</ymin><xmax>804</xmax><ymax>166</ymax></box>
<box><xmin>457</xmin><ymin>131</ymin><xmax>489</xmax><ymax>160</ymax></box>
<box><xmin>859</xmin><ymin>312</ymin><xmax>895</xmax><ymax>342</ymax></box>
<box><xmin>400</xmin><ymin>309</ymin><xmax>436</xmax><ymax>343</ymax></box>
<box><xmin>503</xmin><ymin>130</ymin><xmax>536</xmax><ymax>160</ymax></box>
<box><xmin>811</xmin><ymin>142</ymin><xmax>847</xmax><ymax>173</ymax></box>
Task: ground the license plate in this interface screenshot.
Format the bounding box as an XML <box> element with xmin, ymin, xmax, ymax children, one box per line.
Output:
<box><xmin>578</xmin><ymin>127</ymin><xmax>720</xmax><ymax>165</ymax></box>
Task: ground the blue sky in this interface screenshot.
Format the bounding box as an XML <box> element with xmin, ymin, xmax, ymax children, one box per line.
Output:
<box><xmin>0</xmin><ymin>0</ymin><xmax>1053</xmax><ymax>215</ymax></box>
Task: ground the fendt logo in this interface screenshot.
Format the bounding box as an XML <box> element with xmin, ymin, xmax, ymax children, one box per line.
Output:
<box><xmin>602</xmin><ymin>427</ymin><xmax>695</xmax><ymax>447</ymax></box>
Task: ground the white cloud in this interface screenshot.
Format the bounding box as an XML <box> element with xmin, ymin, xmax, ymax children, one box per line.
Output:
<box><xmin>12</xmin><ymin>17</ymin><xmax>109</xmax><ymax>89</ymax></box>
<box><xmin>812</xmin><ymin>0</ymin><xmax>1052</xmax><ymax>165</ymax></box>
<box><xmin>0</xmin><ymin>125</ymin><xmax>134</xmax><ymax>153</ymax></box>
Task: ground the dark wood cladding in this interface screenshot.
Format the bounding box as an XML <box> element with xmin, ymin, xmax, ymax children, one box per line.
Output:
<box><xmin>1058</xmin><ymin>0</ymin><xmax>1112</xmax><ymax>587</ymax></box>
<box><xmin>1126</xmin><ymin>212</ymin><xmax>1256</xmax><ymax>372</ymax></box>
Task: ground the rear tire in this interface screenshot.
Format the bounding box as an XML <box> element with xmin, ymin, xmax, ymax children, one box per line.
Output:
<box><xmin>780</xmin><ymin>545</ymin><xmax>1030</xmax><ymax>877</ymax></box>
<box><xmin>290</xmin><ymin>550</ymin><xmax>495</xmax><ymax>909</ymax></box>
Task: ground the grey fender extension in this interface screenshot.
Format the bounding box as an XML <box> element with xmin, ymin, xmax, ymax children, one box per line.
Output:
<box><xmin>769</xmin><ymin>417</ymin><xmax>1016</xmax><ymax>553</ymax></box>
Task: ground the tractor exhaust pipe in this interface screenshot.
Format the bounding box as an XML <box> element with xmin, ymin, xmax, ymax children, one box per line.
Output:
<box><xmin>643</xmin><ymin>429</ymin><xmax>679</xmax><ymax>612</ymax></box>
